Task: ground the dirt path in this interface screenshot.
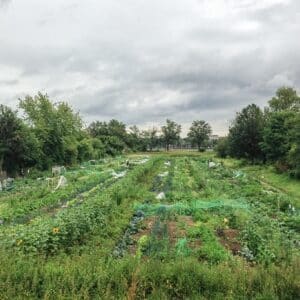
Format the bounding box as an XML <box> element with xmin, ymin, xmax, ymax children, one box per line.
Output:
<box><xmin>127</xmin><ymin>266</ymin><xmax>140</xmax><ymax>300</ymax></box>
<box><xmin>255</xmin><ymin>177</ymin><xmax>282</xmax><ymax>193</ymax></box>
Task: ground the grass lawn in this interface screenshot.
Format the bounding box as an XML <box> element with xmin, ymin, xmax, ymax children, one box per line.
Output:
<box><xmin>221</xmin><ymin>156</ymin><xmax>300</xmax><ymax>206</ymax></box>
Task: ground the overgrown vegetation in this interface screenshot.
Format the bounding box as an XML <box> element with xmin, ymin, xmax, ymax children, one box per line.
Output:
<box><xmin>0</xmin><ymin>153</ymin><xmax>298</xmax><ymax>299</ymax></box>
<box><xmin>0</xmin><ymin>86</ymin><xmax>299</xmax><ymax>299</ymax></box>
<box><xmin>216</xmin><ymin>86</ymin><xmax>300</xmax><ymax>178</ymax></box>
<box><xmin>0</xmin><ymin>93</ymin><xmax>212</xmax><ymax>177</ymax></box>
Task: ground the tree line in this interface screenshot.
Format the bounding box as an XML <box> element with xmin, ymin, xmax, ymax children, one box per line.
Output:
<box><xmin>0</xmin><ymin>93</ymin><xmax>212</xmax><ymax>176</ymax></box>
<box><xmin>216</xmin><ymin>87</ymin><xmax>300</xmax><ymax>178</ymax></box>
<box><xmin>1</xmin><ymin>87</ymin><xmax>299</xmax><ymax>178</ymax></box>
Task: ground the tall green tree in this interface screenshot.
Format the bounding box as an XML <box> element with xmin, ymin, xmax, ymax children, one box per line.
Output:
<box><xmin>88</xmin><ymin>120</ymin><xmax>127</xmax><ymax>143</ymax></box>
<box><xmin>88</xmin><ymin>120</ymin><xmax>127</xmax><ymax>155</ymax></box>
<box><xmin>19</xmin><ymin>93</ymin><xmax>82</xmax><ymax>168</ymax></box>
<box><xmin>161</xmin><ymin>119</ymin><xmax>181</xmax><ymax>151</ymax></box>
<box><xmin>269</xmin><ymin>87</ymin><xmax>300</xmax><ymax>112</ymax></box>
<box><xmin>261</xmin><ymin>87</ymin><xmax>300</xmax><ymax>173</ymax></box>
<box><xmin>228</xmin><ymin>104</ymin><xmax>265</xmax><ymax>162</ymax></box>
<box><xmin>187</xmin><ymin>120</ymin><xmax>212</xmax><ymax>151</ymax></box>
<box><xmin>127</xmin><ymin>125</ymin><xmax>144</xmax><ymax>151</ymax></box>
<box><xmin>215</xmin><ymin>137</ymin><xmax>229</xmax><ymax>158</ymax></box>
<box><xmin>0</xmin><ymin>105</ymin><xmax>40</xmax><ymax>175</ymax></box>
<box><xmin>260</xmin><ymin>111</ymin><xmax>295</xmax><ymax>163</ymax></box>
<box><xmin>288</xmin><ymin>113</ymin><xmax>300</xmax><ymax>178</ymax></box>
<box><xmin>88</xmin><ymin>121</ymin><xmax>109</xmax><ymax>137</ymax></box>
<box><xmin>143</xmin><ymin>127</ymin><xmax>158</xmax><ymax>151</ymax></box>
<box><xmin>107</xmin><ymin>119</ymin><xmax>128</xmax><ymax>143</ymax></box>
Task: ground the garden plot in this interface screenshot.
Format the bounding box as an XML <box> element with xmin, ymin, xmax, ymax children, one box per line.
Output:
<box><xmin>216</xmin><ymin>228</ymin><xmax>241</xmax><ymax>255</ymax></box>
<box><xmin>129</xmin><ymin>155</ymin><xmax>150</xmax><ymax>166</ymax></box>
<box><xmin>166</xmin><ymin>157</ymin><xmax>200</xmax><ymax>202</ymax></box>
<box><xmin>0</xmin><ymin>154</ymin><xmax>299</xmax><ymax>299</ymax></box>
<box><xmin>113</xmin><ymin>158</ymin><xmax>167</xmax><ymax>257</ymax></box>
<box><xmin>114</xmin><ymin>156</ymin><xmax>299</xmax><ymax>266</ymax></box>
<box><xmin>0</xmin><ymin>157</ymin><xmax>162</xmax><ymax>254</ymax></box>
<box><xmin>114</xmin><ymin>204</ymin><xmax>234</xmax><ymax>264</ymax></box>
<box><xmin>124</xmin><ymin>203</ymin><xmax>245</xmax><ymax>261</ymax></box>
<box><xmin>188</xmin><ymin>158</ymin><xmax>300</xmax><ymax>263</ymax></box>
<box><xmin>127</xmin><ymin>215</ymin><xmax>198</xmax><ymax>255</ymax></box>
<box><xmin>150</xmin><ymin>160</ymin><xmax>174</xmax><ymax>204</ymax></box>
<box><xmin>113</xmin><ymin>157</ymin><xmax>243</xmax><ymax>263</ymax></box>
<box><xmin>0</xmin><ymin>158</ymin><xmax>128</xmax><ymax>225</ymax></box>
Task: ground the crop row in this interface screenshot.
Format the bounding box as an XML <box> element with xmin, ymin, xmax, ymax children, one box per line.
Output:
<box><xmin>0</xmin><ymin>159</ymin><xmax>127</xmax><ymax>224</ymax></box>
<box><xmin>135</xmin><ymin>156</ymin><xmax>299</xmax><ymax>266</ymax></box>
<box><xmin>0</xmin><ymin>157</ymin><xmax>162</xmax><ymax>255</ymax></box>
<box><xmin>0</xmin><ymin>157</ymin><xmax>124</xmax><ymax>205</ymax></box>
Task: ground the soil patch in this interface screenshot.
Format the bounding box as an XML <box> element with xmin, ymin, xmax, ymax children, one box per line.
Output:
<box><xmin>216</xmin><ymin>228</ymin><xmax>241</xmax><ymax>255</ymax></box>
<box><xmin>129</xmin><ymin>215</ymin><xmax>197</xmax><ymax>254</ymax></box>
<box><xmin>128</xmin><ymin>216</ymin><xmax>156</xmax><ymax>255</ymax></box>
<box><xmin>180</xmin><ymin>216</ymin><xmax>195</xmax><ymax>227</ymax></box>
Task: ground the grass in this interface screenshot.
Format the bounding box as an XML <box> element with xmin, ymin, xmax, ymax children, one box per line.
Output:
<box><xmin>0</xmin><ymin>152</ymin><xmax>299</xmax><ymax>299</ymax></box>
<box><xmin>222</xmin><ymin>157</ymin><xmax>300</xmax><ymax>201</ymax></box>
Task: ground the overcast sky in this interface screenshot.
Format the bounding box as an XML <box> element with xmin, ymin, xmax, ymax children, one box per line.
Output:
<box><xmin>0</xmin><ymin>0</ymin><xmax>299</xmax><ymax>135</ymax></box>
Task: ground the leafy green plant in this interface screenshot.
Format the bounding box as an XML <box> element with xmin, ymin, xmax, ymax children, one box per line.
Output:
<box><xmin>188</xmin><ymin>225</ymin><xmax>230</xmax><ymax>264</ymax></box>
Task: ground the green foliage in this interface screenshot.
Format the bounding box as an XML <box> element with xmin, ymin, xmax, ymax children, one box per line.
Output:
<box><xmin>136</xmin><ymin>235</ymin><xmax>149</xmax><ymax>259</ymax></box>
<box><xmin>102</xmin><ymin>135</ymin><xmax>125</xmax><ymax>156</ymax></box>
<box><xmin>261</xmin><ymin>111</ymin><xmax>295</xmax><ymax>163</ymax></box>
<box><xmin>88</xmin><ymin>119</ymin><xmax>127</xmax><ymax>155</ymax></box>
<box><xmin>288</xmin><ymin>112</ymin><xmax>300</xmax><ymax>178</ymax></box>
<box><xmin>228</xmin><ymin>104</ymin><xmax>265</xmax><ymax>162</ymax></box>
<box><xmin>0</xmin><ymin>104</ymin><xmax>40</xmax><ymax>175</ymax></box>
<box><xmin>161</xmin><ymin>119</ymin><xmax>181</xmax><ymax>150</ymax></box>
<box><xmin>187</xmin><ymin>120</ymin><xmax>212</xmax><ymax>151</ymax></box>
<box><xmin>142</xmin><ymin>127</ymin><xmax>159</xmax><ymax>151</ymax></box>
<box><xmin>1</xmin><ymin>157</ymin><xmax>160</xmax><ymax>254</ymax></box>
<box><xmin>19</xmin><ymin>93</ymin><xmax>83</xmax><ymax>168</ymax></box>
<box><xmin>260</xmin><ymin>87</ymin><xmax>300</xmax><ymax>176</ymax></box>
<box><xmin>189</xmin><ymin>226</ymin><xmax>229</xmax><ymax>264</ymax></box>
<box><xmin>77</xmin><ymin>138</ymin><xmax>95</xmax><ymax>162</ymax></box>
<box><xmin>0</xmin><ymin>154</ymin><xmax>299</xmax><ymax>299</ymax></box>
<box><xmin>269</xmin><ymin>86</ymin><xmax>300</xmax><ymax>112</ymax></box>
<box><xmin>241</xmin><ymin>223</ymin><xmax>276</xmax><ymax>265</ymax></box>
<box><xmin>222</xmin><ymin>85</ymin><xmax>300</xmax><ymax>175</ymax></box>
<box><xmin>1</xmin><ymin>93</ymin><xmax>116</xmax><ymax>174</ymax></box>
<box><xmin>1</xmin><ymin>83</ymin><xmax>300</xmax><ymax>300</ymax></box>
<box><xmin>0</xmin><ymin>164</ymin><xmax>117</xmax><ymax>224</ymax></box>
<box><xmin>215</xmin><ymin>136</ymin><xmax>229</xmax><ymax>158</ymax></box>
<box><xmin>175</xmin><ymin>238</ymin><xmax>190</xmax><ymax>257</ymax></box>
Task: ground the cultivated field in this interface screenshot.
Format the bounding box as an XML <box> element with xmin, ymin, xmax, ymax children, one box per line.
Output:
<box><xmin>0</xmin><ymin>153</ymin><xmax>299</xmax><ymax>299</ymax></box>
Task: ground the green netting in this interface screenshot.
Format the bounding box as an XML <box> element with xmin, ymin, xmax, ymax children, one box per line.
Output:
<box><xmin>135</xmin><ymin>198</ymin><xmax>249</xmax><ymax>216</ymax></box>
<box><xmin>175</xmin><ymin>238</ymin><xmax>190</xmax><ymax>257</ymax></box>
<box><xmin>233</xmin><ymin>170</ymin><xmax>246</xmax><ymax>178</ymax></box>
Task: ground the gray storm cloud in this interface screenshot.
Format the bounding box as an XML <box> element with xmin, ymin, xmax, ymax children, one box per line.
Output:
<box><xmin>0</xmin><ymin>0</ymin><xmax>299</xmax><ymax>135</ymax></box>
<box><xmin>0</xmin><ymin>0</ymin><xmax>11</xmax><ymax>7</ymax></box>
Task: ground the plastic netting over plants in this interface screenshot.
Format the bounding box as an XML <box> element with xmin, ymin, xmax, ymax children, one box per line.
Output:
<box><xmin>175</xmin><ymin>238</ymin><xmax>190</xmax><ymax>257</ymax></box>
<box><xmin>135</xmin><ymin>199</ymin><xmax>249</xmax><ymax>216</ymax></box>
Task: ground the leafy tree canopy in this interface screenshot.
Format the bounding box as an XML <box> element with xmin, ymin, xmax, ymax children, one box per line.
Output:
<box><xmin>188</xmin><ymin>120</ymin><xmax>212</xmax><ymax>151</ymax></box>
<box><xmin>19</xmin><ymin>93</ymin><xmax>82</xmax><ymax>168</ymax></box>
<box><xmin>161</xmin><ymin>119</ymin><xmax>181</xmax><ymax>151</ymax></box>
<box><xmin>228</xmin><ymin>104</ymin><xmax>265</xmax><ymax>162</ymax></box>
<box><xmin>269</xmin><ymin>87</ymin><xmax>300</xmax><ymax>112</ymax></box>
<box><xmin>0</xmin><ymin>105</ymin><xmax>40</xmax><ymax>175</ymax></box>
<box><xmin>261</xmin><ymin>111</ymin><xmax>295</xmax><ymax>162</ymax></box>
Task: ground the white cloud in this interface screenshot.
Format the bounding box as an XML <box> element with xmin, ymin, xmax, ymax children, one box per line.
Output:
<box><xmin>0</xmin><ymin>0</ymin><xmax>299</xmax><ymax>135</ymax></box>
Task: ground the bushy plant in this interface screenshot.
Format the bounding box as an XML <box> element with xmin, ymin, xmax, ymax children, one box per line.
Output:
<box><xmin>188</xmin><ymin>226</ymin><xmax>230</xmax><ymax>264</ymax></box>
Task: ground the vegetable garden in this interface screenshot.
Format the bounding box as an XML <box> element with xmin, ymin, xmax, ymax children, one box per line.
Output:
<box><xmin>0</xmin><ymin>153</ymin><xmax>299</xmax><ymax>299</ymax></box>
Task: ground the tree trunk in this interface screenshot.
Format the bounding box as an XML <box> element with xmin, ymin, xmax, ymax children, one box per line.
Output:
<box><xmin>198</xmin><ymin>142</ymin><xmax>201</xmax><ymax>152</ymax></box>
